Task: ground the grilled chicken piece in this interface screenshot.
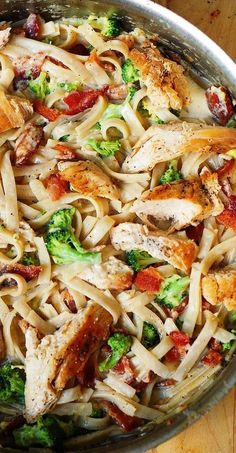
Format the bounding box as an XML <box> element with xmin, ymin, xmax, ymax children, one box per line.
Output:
<box><xmin>122</xmin><ymin>122</ymin><xmax>236</xmax><ymax>173</ymax></box>
<box><xmin>0</xmin><ymin>89</ymin><xmax>33</xmax><ymax>134</ymax></box>
<box><xmin>110</xmin><ymin>222</ymin><xmax>197</xmax><ymax>273</ymax></box>
<box><xmin>202</xmin><ymin>269</ymin><xmax>236</xmax><ymax>310</ymax></box>
<box><xmin>24</xmin><ymin>303</ymin><xmax>112</xmax><ymax>422</ymax></box>
<box><xmin>129</xmin><ymin>43</ymin><xmax>190</xmax><ymax>110</ymax></box>
<box><xmin>0</xmin><ymin>27</ymin><xmax>11</xmax><ymax>50</ymax></box>
<box><xmin>79</xmin><ymin>256</ymin><xmax>133</xmax><ymax>291</ymax></box>
<box><xmin>15</xmin><ymin>123</ymin><xmax>44</xmax><ymax>166</ymax></box>
<box><xmin>60</xmin><ymin>161</ymin><xmax>119</xmax><ymax>200</ymax></box>
<box><xmin>132</xmin><ymin>175</ymin><xmax>223</xmax><ymax>231</ymax></box>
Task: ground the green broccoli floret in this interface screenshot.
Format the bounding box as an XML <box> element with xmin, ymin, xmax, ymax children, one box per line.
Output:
<box><xmin>125</xmin><ymin>249</ymin><xmax>161</xmax><ymax>272</ymax></box>
<box><xmin>58</xmin><ymin>81</ymin><xmax>81</xmax><ymax>92</ymax></box>
<box><xmin>126</xmin><ymin>85</ymin><xmax>139</xmax><ymax>102</ymax></box>
<box><xmin>20</xmin><ymin>253</ymin><xmax>39</xmax><ymax>266</ymax></box>
<box><xmin>28</xmin><ymin>72</ymin><xmax>50</xmax><ymax>99</ymax></box>
<box><xmin>221</xmin><ymin>341</ymin><xmax>233</xmax><ymax>352</ymax></box>
<box><xmin>122</xmin><ymin>59</ymin><xmax>140</xmax><ymax>83</ymax></box>
<box><xmin>87</xmin><ymin>15</ymin><xmax>120</xmax><ymax>37</ymax></box>
<box><xmin>141</xmin><ymin>322</ymin><xmax>159</xmax><ymax>349</ymax></box>
<box><xmin>227</xmin><ymin>115</ymin><xmax>236</xmax><ymax>128</ymax></box>
<box><xmin>159</xmin><ymin>160</ymin><xmax>183</xmax><ymax>185</ymax></box>
<box><xmin>13</xmin><ymin>415</ymin><xmax>76</xmax><ymax>448</ymax></box>
<box><xmin>99</xmin><ymin>333</ymin><xmax>133</xmax><ymax>372</ymax></box>
<box><xmin>155</xmin><ymin>274</ymin><xmax>190</xmax><ymax>309</ymax></box>
<box><xmin>59</xmin><ymin>134</ymin><xmax>70</xmax><ymax>142</ymax></box>
<box><xmin>0</xmin><ymin>363</ymin><xmax>25</xmax><ymax>404</ymax></box>
<box><xmin>90</xmin><ymin>407</ymin><xmax>106</xmax><ymax>418</ymax></box>
<box><xmin>86</xmin><ymin>138</ymin><xmax>121</xmax><ymax>157</ymax></box>
<box><xmin>46</xmin><ymin>208</ymin><xmax>101</xmax><ymax>265</ymax></box>
<box><xmin>138</xmin><ymin>98</ymin><xmax>164</xmax><ymax>124</ymax></box>
<box><xmin>101</xmin><ymin>103</ymin><xmax>123</xmax><ymax>123</ymax></box>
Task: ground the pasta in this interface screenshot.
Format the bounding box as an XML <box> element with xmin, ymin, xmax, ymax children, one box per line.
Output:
<box><xmin>0</xmin><ymin>11</ymin><xmax>235</xmax><ymax>451</ymax></box>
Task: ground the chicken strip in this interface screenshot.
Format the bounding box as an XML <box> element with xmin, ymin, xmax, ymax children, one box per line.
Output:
<box><xmin>132</xmin><ymin>175</ymin><xmax>223</xmax><ymax>231</ymax></box>
<box><xmin>24</xmin><ymin>303</ymin><xmax>112</xmax><ymax>422</ymax></box>
<box><xmin>110</xmin><ymin>223</ymin><xmax>197</xmax><ymax>273</ymax></box>
<box><xmin>129</xmin><ymin>43</ymin><xmax>190</xmax><ymax>110</ymax></box>
<box><xmin>14</xmin><ymin>123</ymin><xmax>44</xmax><ymax>166</ymax></box>
<box><xmin>60</xmin><ymin>161</ymin><xmax>119</xmax><ymax>200</ymax></box>
<box><xmin>122</xmin><ymin>122</ymin><xmax>236</xmax><ymax>173</ymax></box>
<box><xmin>0</xmin><ymin>90</ymin><xmax>33</xmax><ymax>134</ymax></box>
<box><xmin>79</xmin><ymin>256</ymin><xmax>133</xmax><ymax>291</ymax></box>
<box><xmin>202</xmin><ymin>268</ymin><xmax>236</xmax><ymax>310</ymax></box>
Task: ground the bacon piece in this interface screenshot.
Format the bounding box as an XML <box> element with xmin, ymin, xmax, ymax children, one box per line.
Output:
<box><xmin>61</xmin><ymin>289</ymin><xmax>77</xmax><ymax>313</ymax></box>
<box><xmin>217</xmin><ymin>194</ymin><xmax>236</xmax><ymax>231</ymax></box>
<box><xmin>69</xmin><ymin>44</ymin><xmax>90</xmax><ymax>56</ymax></box>
<box><xmin>186</xmin><ymin>222</ymin><xmax>204</xmax><ymax>244</ymax></box>
<box><xmin>209</xmin><ymin>338</ymin><xmax>221</xmax><ymax>352</ymax></box>
<box><xmin>47</xmin><ymin>56</ymin><xmax>69</xmax><ymax>69</ymax></box>
<box><xmin>202</xmin><ymin>349</ymin><xmax>222</xmax><ymax>366</ymax></box>
<box><xmin>107</xmin><ymin>84</ymin><xmax>128</xmax><ymax>101</ymax></box>
<box><xmin>14</xmin><ymin>123</ymin><xmax>44</xmax><ymax>166</ymax></box>
<box><xmin>202</xmin><ymin>298</ymin><xmax>215</xmax><ymax>313</ymax></box>
<box><xmin>24</xmin><ymin>13</ymin><xmax>42</xmax><ymax>39</ymax></box>
<box><xmin>113</xmin><ymin>356</ymin><xmax>134</xmax><ymax>384</ymax></box>
<box><xmin>34</xmin><ymin>100</ymin><xmax>62</xmax><ymax>121</ymax></box>
<box><xmin>0</xmin><ymin>263</ymin><xmax>42</xmax><ymax>281</ymax></box>
<box><xmin>134</xmin><ymin>266</ymin><xmax>163</xmax><ymax>292</ymax></box>
<box><xmin>205</xmin><ymin>86</ymin><xmax>235</xmax><ymax>125</ymax></box>
<box><xmin>63</xmin><ymin>87</ymin><xmax>108</xmax><ymax>115</ymax></box>
<box><xmin>216</xmin><ymin>159</ymin><xmax>235</xmax><ymax>179</ymax></box>
<box><xmin>169</xmin><ymin>331</ymin><xmax>190</xmax><ymax>346</ymax></box>
<box><xmin>54</xmin><ymin>143</ymin><xmax>77</xmax><ymax>160</ymax></box>
<box><xmin>102</xmin><ymin>401</ymin><xmax>140</xmax><ymax>432</ymax></box>
<box><xmin>165</xmin><ymin>346</ymin><xmax>181</xmax><ymax>362</ymax></box>
<box><xmin>45</xmin><ymin>173</ymin><xmax>69</xmax><ymax>201</ymax></box>
<box><xmin>0</xmin><ymin>325</ymin><xmax>5</xmax><ymax>360</ymax></box>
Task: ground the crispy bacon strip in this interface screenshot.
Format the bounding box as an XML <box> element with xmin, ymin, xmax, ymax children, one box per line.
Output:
<box><xmin>205</xmin><ymin>85</ymin><xmax>235</xmax><ymax>125</ymax></box>
<box><xmin>34</xmin><ymin>100</ymin><xmax>62</xmax><ymax>121</ymax></box>
<box><xmin>63</xmin><ymin>87</ymin><xmax>108</xmax><ymax>115</ymax></box>
<box><xmin>0</xmin><ymin>263</ymin><xmax>42</xmax><ymax>281</ymax></box>
<box><xmin>217</xmin><ymin>195</ymin><xmax>236</xmax><ymax>231</ymax></box>
<box><xmin>202</xmin><ymin>349</ymin><xmax>222</xmax><ymax>366</ymax></box>
<box><xmin>169</xmin><ymin>331</ymin><xmax>190</xmax><ymax>346</ymax></box>
<box><xmin>54</xmin><ymin>143</ymin><xmax>77</xmax><ymax>160</ymax></box>
<box><xmin>102</xmin><ymin>401</ymin><xmax>140</xmax><ymax>432</ymax></box>
<box><xmin>15</xmin><ymin>123</ymin><xmax>44</xmax><ymax>166</ymax></box>
<box><xmin>45</xmin><ymin>173</ymin><xmax>69</xmax><ymax>201</ymax></box>
<box><xmin>24</xmin><ymin>13</ymin><xmax>42</xmax><ymax>39</ymax></box>
<box><xmin>134</xmin><ymin>267</ymin><xmax>163</xmax><ymax>292</ymax></box>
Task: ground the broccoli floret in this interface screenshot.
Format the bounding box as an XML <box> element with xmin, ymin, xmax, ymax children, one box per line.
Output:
<box><xmin>126</xmin><ymin>85</ymin><xmax>139</xmax><ymax>102</ymax></box>
<box><xmin>28</xmin><ymin>72</ymin><xmax>50</xmax><ymax>99</ymax></box>
<box><xmin>101</xmin><ymin>103</ymin><xmax>123</xmax><ymax>123</ymax></box>
<box><xmin>227</xmin><ymin>310</ymin><xmax>236</xmax><ymax>330</ymax></box>
<box><xmin>20</xmin><ymin>252</ymin><xmax>39</xmax><ymax>266</ymax></box>
<box><xmin>99</xmin><ymin>333</ymin><xmax>132</xmax><ymax>372</ymax></box>
<box><xmin>122</xmin><ymin>59</ymin><xmax>140</xmax><ymax>83</ymax></box>
<box><xmin>58</xmin><ymin>81</ymin><xmax>81</xmax><ymax>92</ymax></box>
<box><xmin>13</xmin><ymin>415</ymin><xmax>76</xmax><ymax>448</ymax></box>
<box><xmin>46</xmin><ymin>208</ymin><xmax>101</xmax><ymax>265</ymax></box>
<box><xmin>59</xmin><ymin>134</ymin><xmax>70</xmax><ymax>142</ymax></box>
<box><xmin>221</xmin><ymin>341</ymin><xmax>233</xmax><ymax>352</ymax></box>
<box><xmin>159</xmin><ymin>160</ymin><xmax>183</xmax><ymax>185</ymax></box>
<box><xmin>226</xmin><ymin>114</ymin><xmax>236</xmax><ymax>128</ymax></box>
<box><xmin>87</xmin><ymin>15</ymin><xmax>120</xmax><ymax>37</ymax></box>
<box><xmin>0</xmin><ymin>363</ymin><xmax>25</xmax><ymax>404</ymax></box>
<box><xmin>141</xmin><ymin>322</ymin><xmax>159</xmax><ymax>349</ymax></box>
<box><xmin>125</xmin><ymin>249</ymin><xmax>160</xmax><ymax>272</ymax></box>
<box><xmin>86</xmin><ymin>138</ymin><xmax>121</xmax><ymax>157</ymax></box>
<box><xmin>155</xmin><ymin>274</ymin><xmax>190</xmax><ymax>309</ymax></box>
<box><xmin>90</xmin><ymin>407</ymin><xmax>106</xmax><ymax>418</ymax></box>
<box><xmin>138</xmin><ymin>98</ymin><xmax>164</xmax><ymax>124</ymax></box>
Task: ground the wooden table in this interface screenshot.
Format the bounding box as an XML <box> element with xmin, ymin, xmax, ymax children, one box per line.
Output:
<box><xmin>148</xmin><ymin>1</ymin><xmax>236</xmax><ymax>452</ymax></box>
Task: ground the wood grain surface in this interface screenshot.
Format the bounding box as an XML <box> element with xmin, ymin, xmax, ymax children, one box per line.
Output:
<box><xmin>147</xmin><ymin>1</ymin><xmax>236</xmax><ymax>452</ymax></box>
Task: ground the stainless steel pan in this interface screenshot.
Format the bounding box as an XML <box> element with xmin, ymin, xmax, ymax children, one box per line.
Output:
<box><xmin>0</xmin><ymin>1</ymin><xmax>235</xmax><ymax>451</ymax></box>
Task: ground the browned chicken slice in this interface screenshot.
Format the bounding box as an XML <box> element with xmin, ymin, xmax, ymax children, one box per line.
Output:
<box><xmin>202</xmin><ymin>268</ymin><xmax>236</xmax><ymax>310</ymax></box>
<box><xmin>15</xmin><ymin>123</ymin><xmax>44</xmax><ymax>166</ymax></box>
<box><xmin>110</xmin><ymin>222</ymin><xmax>197</xmax><ymax>273</ymax></box>
<box><xmin>132</xmin><ymin>175</ymin><xmax>223</xmax><ymax>231</ymax></box>
<box><xmin>0</xmin><ymin>89</ymin><xmax>33</xmax><ymax>133</ymax></box>
<box><xmin>24</xmin><ymin>303</ymin><xmax>112</xmax><ymax>422</ymax></box>
<box><xmin>129</xmin><ymin>43</ymin><xmax>190</xmax><ymax>110</ymax></box>
<box><xmin>122</xmin><ymin>122</ymin><xmax>236</xmax><ymax>173</ymax></box>
<box><xmin>79</xmin><ymin>256</ymin><xmax>133</xmax><ymax>291</ymax></box>
<box><xmin>60</xmin><ymin>161</ymin><xmax>119</xmax><ymax>200</ymax></box>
